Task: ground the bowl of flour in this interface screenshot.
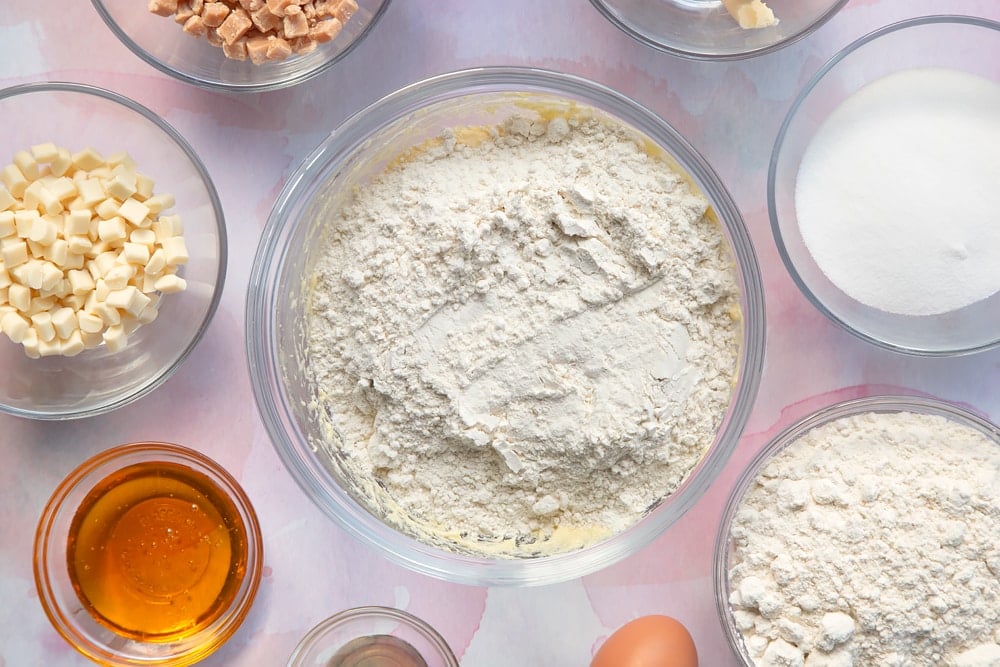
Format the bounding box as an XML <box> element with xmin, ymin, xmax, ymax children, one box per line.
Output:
<box><xmin>715</xmin><ymin>395</ymin><xmax>1000</xmax><ymax>666</ymax></box>
<box><xmin>769</xmin><ymin>16</ymin><xmax>1000</xmax><ymax>355</ymax></box>
<box><xmin>247</xmin><ymin>67</ymin><xmax>764</xmax><ymax>585</ymax></box>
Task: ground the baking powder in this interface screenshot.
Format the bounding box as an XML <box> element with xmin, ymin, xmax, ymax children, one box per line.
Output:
<box><xmin>304</xmin><ymin>113</ymin><xmax>741</xmax><ymax>555</ymax></box>
<box><xmin>728</xmin><ymin>410</ymin><xmax>1000</xmax><ymax>666</ymax></box>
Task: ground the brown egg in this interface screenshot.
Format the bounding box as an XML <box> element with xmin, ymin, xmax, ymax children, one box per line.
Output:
<box><xmin>591</xmin><ymin>615</ymin><xmax>699</xmax><ymax>667</ymax></box>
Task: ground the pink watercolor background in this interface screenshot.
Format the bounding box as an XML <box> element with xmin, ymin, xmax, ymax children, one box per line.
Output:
<box><xmin>2</xmin><ymin>2</ymin><xmax>1000</xmax><ymax>666</ymax></box>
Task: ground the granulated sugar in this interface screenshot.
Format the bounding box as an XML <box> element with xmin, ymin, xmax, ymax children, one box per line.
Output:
<box><xmin>795</xmin><ymin>67</ymin><xmax>1000</xmax><ymax>317</ymax></box>
<box><xmin>728</xmin><ymin>410</ymin><xmax>1000</xmax><ymax>666</ymax></box>
<box><xmin>303</xmin><ymin>112</ymin><xmax>741</xmax><ymax>556</ymax></box>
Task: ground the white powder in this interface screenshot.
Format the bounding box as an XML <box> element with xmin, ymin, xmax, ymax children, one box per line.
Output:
<box><xmin>304</xmin><ymin>113</ymin><xmax>741</xmax><ymax>556</ymax></box>
<box><xmin>795</xmin><ymin>68</ymin><xmax>1000</xmax><ymax>316</ymax></box>
<box><xmin>728</xmin><ymin>410</ymin><xmax>1000</xmax><ymax>666</ymax></box>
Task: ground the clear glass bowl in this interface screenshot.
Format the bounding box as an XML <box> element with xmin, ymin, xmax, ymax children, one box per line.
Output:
<box><xmin>0</xmin><ymin>82</ymin><xmax>226</xmax><ymax>419</ymax></box>
<box><xmin>34</xmin><ymin>442</ymin><xmax>263</xmax><ymax>666</ymax></box>
<box><xmin>769</xmin><ymin>16</ymin><xmax>1000</xmax><ymax>355</ymax></box>
<box><xmin>246</xmin><ymin>67</ymin><xmax>765</xmax><ymax>586</ymax></box>
<box><xmin>713</xmin><ymin>395</ymin><xmax>1000</xmax><ymax>665</ymax></box>
<box><xmin>589</xmin><ymin>0</ymin><xmax>847</xmax><ymax>60</ymax></box>
<box><xmin>287</xmin><ymin>606</ymin><xmax>459</xmax><ymax>667</ymax></box>
<box><xmin>91</xmin><ymin>0</ymin><xmax>391</xmax><ymax>93</ymax></box>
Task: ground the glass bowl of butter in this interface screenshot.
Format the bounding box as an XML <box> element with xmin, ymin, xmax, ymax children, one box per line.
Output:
<box><xmin>247</xmin><ymin>67</ymin><xmax>765</xmax><ymax>586</ymax></box>
<box><xmin>589</xmin><ymin>0</ymin><xmax>847</xmax><ymax>59</ymax></box>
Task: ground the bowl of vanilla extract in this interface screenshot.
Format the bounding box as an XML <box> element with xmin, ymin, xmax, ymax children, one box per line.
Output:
<box><xmin>33</xmin><ymin>442</ymin><xmax>262</xmax><ymax>666</ymax></box>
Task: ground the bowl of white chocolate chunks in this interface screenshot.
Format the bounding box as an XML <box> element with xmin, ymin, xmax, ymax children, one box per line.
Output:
<box><xmin>0</xmin><ymin>82</ymin><xmax>225</xmax><ymax>419</ymax></box>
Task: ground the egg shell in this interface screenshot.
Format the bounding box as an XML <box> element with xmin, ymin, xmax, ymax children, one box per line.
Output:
<box><xmin>591</xmin><ymin>614</ymin><xmax>698</xmax><ymax>667</ymax></box>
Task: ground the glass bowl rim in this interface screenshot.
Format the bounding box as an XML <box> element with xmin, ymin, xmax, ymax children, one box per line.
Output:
<box><xmin>246</xmin><ymin>65</ymin><xmax>766</xmax><ymax>586</ymax></box>
<box><xmin>33</xmin><ymin>441</ymin><xmax>264</xmax><ymax>666</ymax></box>
<box><xmin>587</xmin><ymin>0</ymin><xmax>850</xmax><ymax>61</ymax></box>
<box><xmin>712</xmin><ymin>393</ymin><xmax>1000</xmax><ymax>664</ymax></box>
<box><xmin>286</xmin><ymin>605</ymin><xmax>459</xmax><ymax>667</ymax></box>
<box><xmin>89</xmin><ymin>0</ymin><xmax>394</xmax><ymax>93</ymax></box>
<box><xmin>0</xmin><ymin>80</ymin><xmax>228</xmax><ymax>420</ymax></box>
<box><xmin>767</xmin><ymin>14</ymin><xmax>1000</xmax><ymax>357</ymax></box>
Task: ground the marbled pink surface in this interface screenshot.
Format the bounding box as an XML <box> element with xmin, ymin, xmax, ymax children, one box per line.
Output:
<box><xmin>2</xmin><ymin>2</ymin><xmax>1000</xmax><ymax>665</ymax></box>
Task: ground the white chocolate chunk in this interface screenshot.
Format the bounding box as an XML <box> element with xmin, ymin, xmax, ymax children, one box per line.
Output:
<box><xmin>29</xmin><ymin>217</ymin><xmax>58</xmax><ymax>246</ymax></box>
<box><xmin>1</xmin><ymin>164</ymin><xmax>28</xmax><ymax>198</ymax></box>
<box><xmin>95</xmin><ymin>302</ymin><xmax>121</xmax><ymax>326</ymax></box>
<box><xmin>77</xmin><ymin>178</ymin><xmax>105</xmax><ymax>206</ymax></box>
<box><xmin>1</xmin><ymin>311</ymin><xmax>29</xmax><ymax>343</ymax></box>
<box><xmin>144</xmin><ymin>193</ymin><xmax>175</xmax><ymax>214</ymax></box>
<box><xmin>40</xmin><ymin>262</ymin><xmax>63</xmax><ymax>291</ymax></box>
<box><xmin>118</xmin><ymin>198</ymin><xmax>150</xmax><ymax>226</ymax></box>
<box><xmin>8</xmin><ymin>283</ymin><xmax>30</xmax><ymax>312</ymax></box>
<box><xmin>97</xmin><ymin>216</ymin><xmax>127</xmax><ymax>243</ymax></box>
<box><xmin>102</xmin><ymin>324</ymin><xmax>127</xmax><ymax>353</ymax></box>
<box><xmin>37</xmin><ymin>335</ymin><xmax>62</xmax><ymax>357</ymax></box>
<box><xmin>95</xmin><ymin>198</ymin><xmax>120</xmax><ymax>220</ymax></box>
<box><xmin>61</xmin><ymin>329</ymin><xmax>85</xmax><ymax>356</ymax></box>
<box><xmin>67</xmin><ymin>235</ymin><xmax>92</xmax><ymax>255</ymax></box>
<box><xmin>31</xmin><ymin>312</ymin><xmax>56</xmax><ymax>342</ymax></box>
<box><xmin>0</xmin><ymin>211</ymin><xmax>14</xmax><ymax>237</ymax></box>
<box><xmin>51</xmin><ymin>306</ymin><xmax>76</xmax><ymax>339</ymax></box>
<box><xmin>161</xmin><ymin>236</ymin><xmax>189</xmax><ymax>265</ymax></box>
<box><xmin>134</xmin><ymin>172</ymin><xmax>155</xmax><ymax>200</ymax></box>
<box><xmin>47</xmin><ymin>176</ymin><xmax>77</xmax><ymax>202</ymax></box>
<box><xmin>51</xmin><ymin>148</ymin><xmax>72</xmax><ymax>177</ymax></box>
<box><xmin>122</xmin><ymin>241</ymin><xmax>151</xmax><ymax>265</ymax></box>
<box><xmin>104</xmin><ymin>171</ymin><xmax>137</xmax><ymax>201</ymax></box>
<box><xmin>130</xmin><ymin>228</ymin><xmax>156</xmax><ymax>247</ymax></box>
<box><xmin>64</xmin><ymin>209</ymin><xmax>91</xmax><ymax>236</ymax></box>
<box><xmin>2</xmin><ymin>239</ymin><xmax>28</xmax><ymax>268</ymax></box>
<box><xmin>71</xmin><ymin>147</ymin><xmax>104</xmax><ymax>171</ymax></box>
<box><xmin>0</xmin><ymin>186</ymin><xmax>15</xmax><ymax>212</ymax></box>
<box><xmin>77</xmin><ymin>310</ymin><xmax>104</xmax><ymax>333</ymax></box>
<box><xmin>14</xmin><ymin>150</ymin><xmax>41</xmax><ymax>180</ymax></box>
<box><xmin>30</xmin><ymin>142</ymin><xmax>60</xmax><ymax>163</ymax></box>
<box><xmin>154</xmin><ymin>273</ymin><xmax>187</xmax><ymax>294</ymax></box>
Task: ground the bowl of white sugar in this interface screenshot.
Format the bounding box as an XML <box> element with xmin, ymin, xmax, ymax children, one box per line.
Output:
<box><xmin>246</xmin><ymin>67</ymin><xmax>765</xmax><ymax>585</ymax></box>
<box><xmin>769</xmin><ymin>16</ymin><xmax>1000</xmax><ymax>355</ymax></box>
<box><xmin>714</xmin><ymin>395</ymin><xmax>1000</xmax><ymax>665</ymax></box>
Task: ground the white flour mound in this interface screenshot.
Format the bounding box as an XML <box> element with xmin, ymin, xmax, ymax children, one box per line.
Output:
<box><xmin>728</xmin><ymin>410</ymin><xmax>1000</xmax><ymax>666</ymax></box>
<box><xmin>304</xmin><ymin>113</ymin><xmax>741</xmax><ymax>556</ymax></box>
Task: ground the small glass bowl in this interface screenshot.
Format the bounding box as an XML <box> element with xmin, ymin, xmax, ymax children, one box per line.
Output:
<box><xmin>91</xmin><ymin>0</ymin><xmax>392</xmax><ymax>93</ymax></box>
<box><xmin>34</xmin><ymin>442</ymin><xmax>263</xmax><ymax>667</ymax></box>
<box><xmin>288</xmin><ymin>606</ymin><xmax>459</xmax><ymax>667</ymax></box>
<box><xmin>589</xmin><ymin>0</ymin><xmax>847</xmax><ymax>60</ymax></box>
<box><xmin>246</xmin><ymin>67</ymin><xmax>765</xmax><ymax>586</ymax></box>
<box><xmin>713</xmin><ymin>395</ymin><xmax>1000</xmax><ymax>665</ymax></box>
<box><xmin>0</xmin><ymin>82</ymin><xmax>226</xmax><ymax>419</ymax></box>
<box><xmin>769</xmin><ymin>16</ymin><xmax>1000</xmax><ymax>355</ymax></box>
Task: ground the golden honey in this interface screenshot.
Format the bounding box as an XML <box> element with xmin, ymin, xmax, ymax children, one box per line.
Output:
<box><xmin>66</xmin><ymin>460</ymin><xmax>249</xmax><ymax>642</ymax></box>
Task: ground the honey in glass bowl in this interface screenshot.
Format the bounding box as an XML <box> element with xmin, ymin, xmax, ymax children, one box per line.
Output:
<box><xmin>67</xmin><ymin>460</ymin><xmax>249</xmax><ymax>641</ymax></box>
<box><xmin>34</xmin><ymin>442</ymin><xmax>262</xmax><ymax>666</ymax></box>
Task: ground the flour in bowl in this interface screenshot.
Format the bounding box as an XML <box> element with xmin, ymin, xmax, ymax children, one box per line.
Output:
<box><xmin>728</xmin><ymin>410</ymin><xmax>1000</xmax><ymax>666</ymax></box>
<box><xmin>304</xmin><ymin>112</ymin><xmax>741</xmax><ymax>556</ymax></box>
